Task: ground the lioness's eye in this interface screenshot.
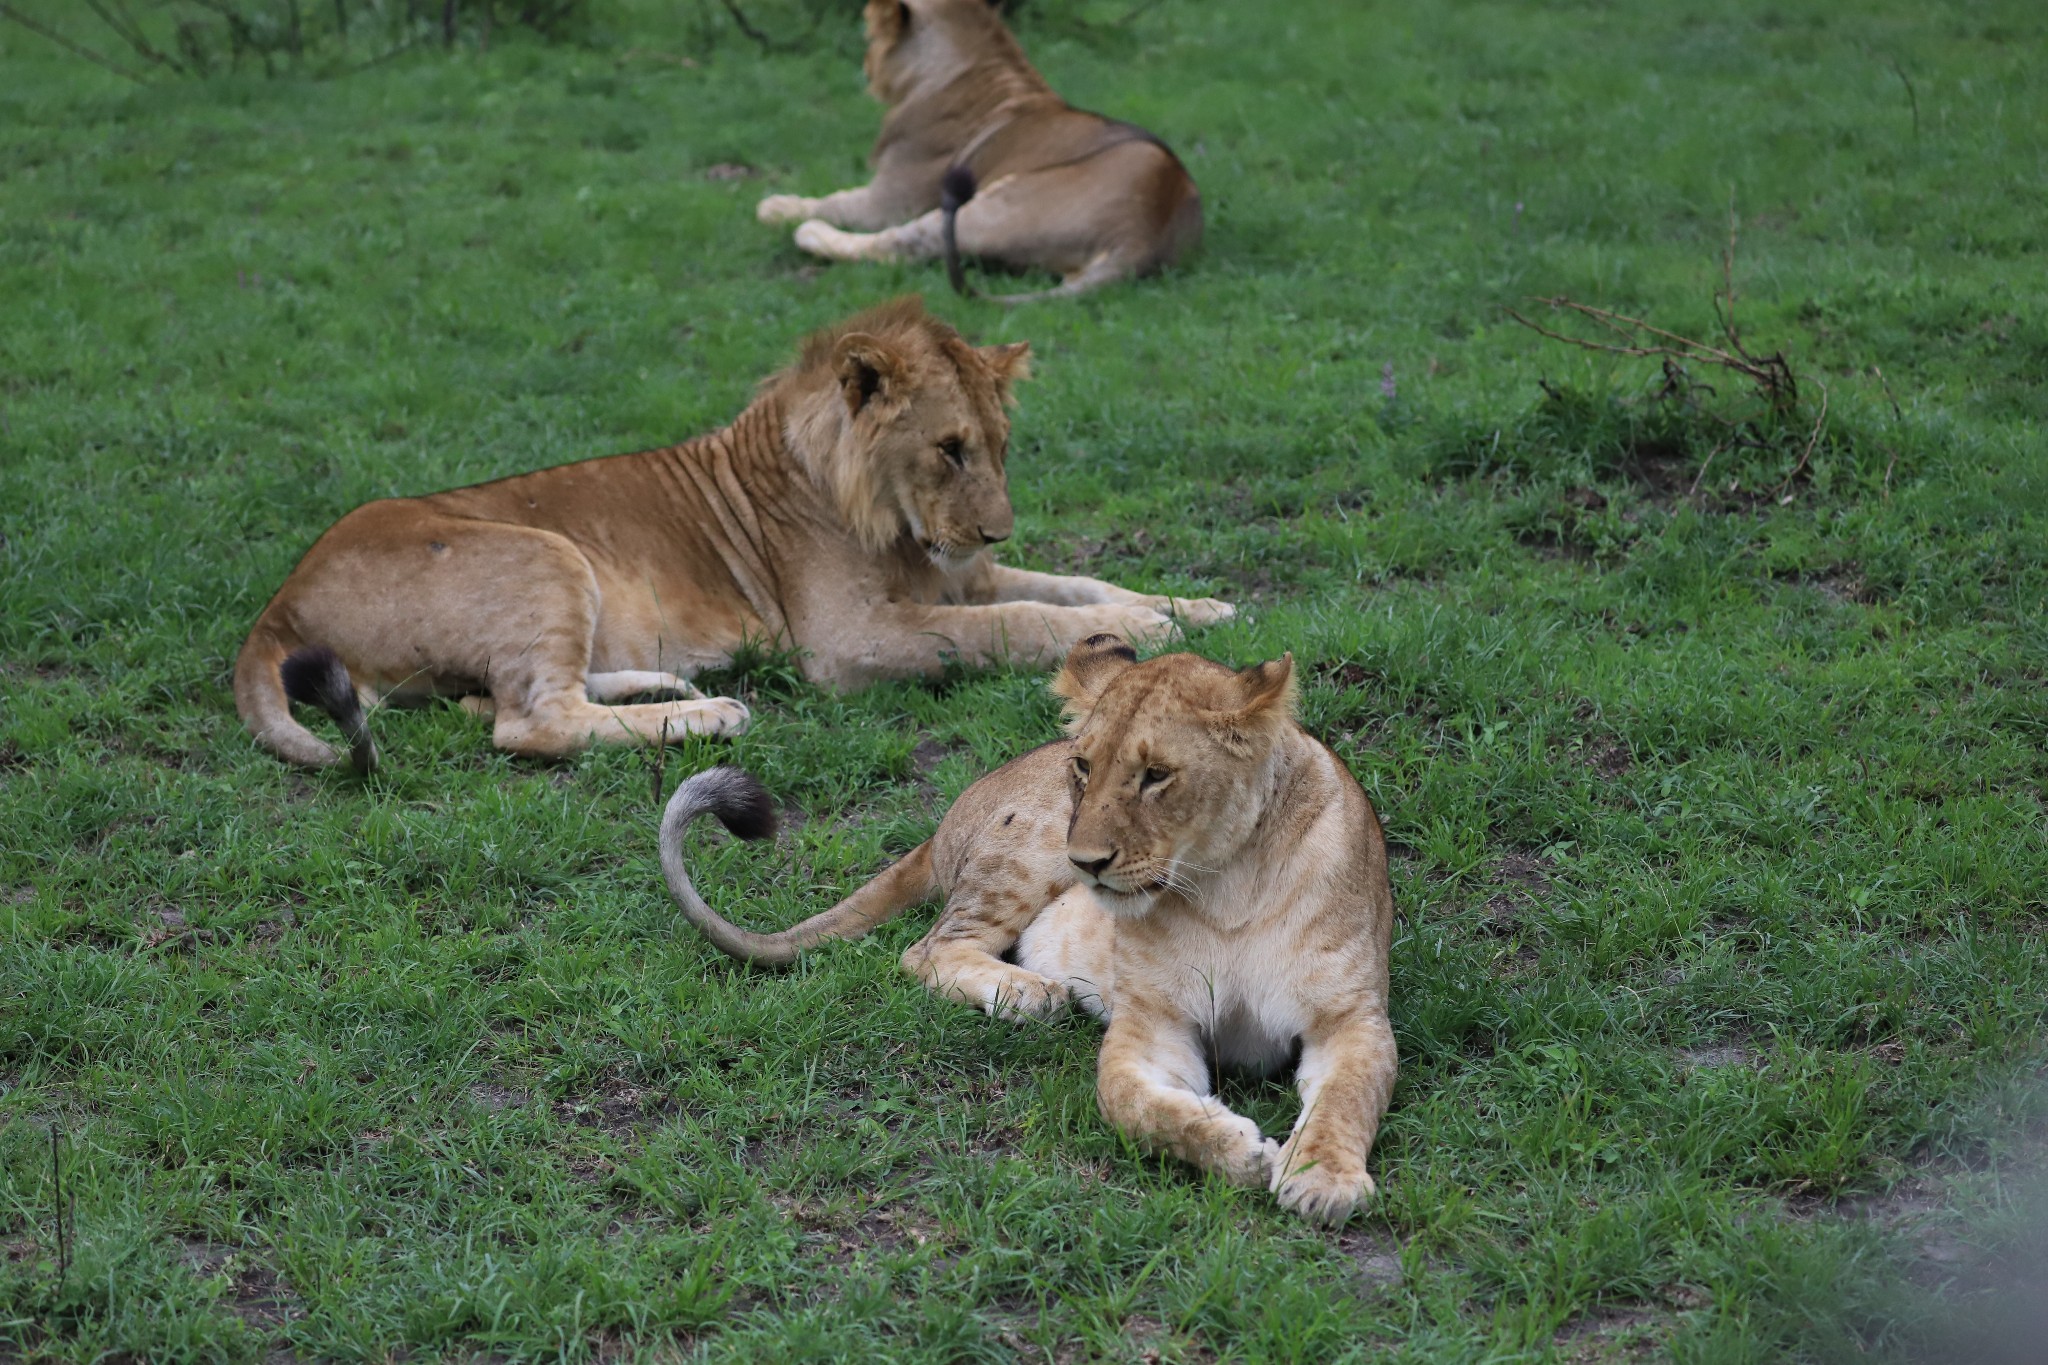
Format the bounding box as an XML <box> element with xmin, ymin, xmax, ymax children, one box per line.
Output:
<box><xmin>1141</xmin><ymin>766</ymin><xmax>1171</xmax><ymax>790</ymax></box>
<box><xmin>1072</xmin><ymin>756</ymin><xmax>1090</xmax><ymax>781</ymax></box>
<box><xmin>938</xmin><ymin>436</ymin><xmax>966</xmax><ymax>467</ymax></box>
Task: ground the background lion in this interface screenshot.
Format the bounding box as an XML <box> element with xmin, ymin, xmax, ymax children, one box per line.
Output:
<box><xmin>659</xmin><ymin>637</ymin><xmax>1398</xmax><ymax>1224</ymax></box>
<box><xmin>756</xmin><ymin>0</ymin><xmax>1203</xmax><ymax>303</ymax></box>
<box><xmin>233</xmin><ymin>299</ymin><xmax>1231</xmax><ymax>772</ymax></box>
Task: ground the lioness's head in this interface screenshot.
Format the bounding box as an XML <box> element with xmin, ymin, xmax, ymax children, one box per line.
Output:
<box><xmin>779</xmin><ymin>297</ymin><xmax>1031</xmax><ymax>566</ymax></box>
<box><xmin>861</xmin><ymin>0</ymin><xmax>1030</xmax><ymax>105</ymax></box>
<box><xmin>1052</xmin><ymin>636</ymin><xmax>1299</xmax><ymax>916</ymax></box>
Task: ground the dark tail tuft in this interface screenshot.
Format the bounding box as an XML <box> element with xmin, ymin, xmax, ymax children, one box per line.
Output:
<box><xmin>280</xmin><ymin>645</ymin><xmax>377</xmax><ymax>777</ymax></box>
<box><xmin>941</xmin><ymin>164</ymin><xmax>978</xmax><ymax>213</ymax></box>
<box><xmin>693</xmin><ymin>766</ymin><xmax>779</xmax><ymax>841</ymax></box>
<box><xmin>281</xmin><ymin>645</ymin><xmax>355</xmax><ymax>715</ymax></box>
<box><xmin>940</xmin><ymin>165</ymin><xmax>978</xmax><ymax>298</ymax></box>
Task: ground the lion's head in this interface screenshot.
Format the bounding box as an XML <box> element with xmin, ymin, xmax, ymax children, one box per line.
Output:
<box><xmin>1051</xmin><ymin>637</ymin><xmax>1299</xmax><ymax>916</ymax></box>
<box><xmin>860</xmin><ymin>0</ymin><xmax>1033</xmax><ymax>105</ymax></box>
<box><xmin>779</xmin><ymin>296</ymin><xmax>1031</xmax><ymax>567</ymax></box>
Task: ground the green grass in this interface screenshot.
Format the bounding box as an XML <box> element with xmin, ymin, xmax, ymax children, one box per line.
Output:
<box><xmin>3</xmin><ymin>0</ymin><xmax>2046</xmax><ymax>1359</ymax></box>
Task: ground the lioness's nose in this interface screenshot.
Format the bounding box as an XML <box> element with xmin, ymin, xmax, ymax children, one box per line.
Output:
<box><xmin>1070</xmin><ymin>849</ymin><xmax>1116</xmax><ymax>879</ymax></box>
<box><xmin>979</xmin><ymin>525</ymin><xmax>1010</xmax><ymax>545</ymax></box>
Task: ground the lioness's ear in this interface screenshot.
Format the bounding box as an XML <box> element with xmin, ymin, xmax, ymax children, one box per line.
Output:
<box><xmin>1049</xmin><ymin>633</ymin><xmax>1138</xmax><ymax>732</ymax></box>
<box><xmin>835</xmin><ymin>332</ymin><xmax>909</xmax><ymax>417</ymax></box>
<box><xmin>1234</xmin><ymin>653</ymin><xmax>1297</xmax><ymax>718</ymax></box>
<box><xmin>1209</xmin><ymin>653</ymin><xmax>1296</xmax><ymax>750</ymax></box>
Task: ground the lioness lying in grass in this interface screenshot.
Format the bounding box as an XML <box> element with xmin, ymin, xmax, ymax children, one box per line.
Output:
<box><xmin>757</xmin><ymin>0</ymin><xmax>1202</xmax><ymax>303</ymax></box>
<box><xmin>661</xmin><ymin>636</ymin><xmax>1398</xmax><ymax>1224</ymax></box>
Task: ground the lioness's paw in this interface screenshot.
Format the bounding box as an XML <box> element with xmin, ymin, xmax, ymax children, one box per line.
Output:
<box><xmin>1271</xmin><ymin>1153</ymin><xmax>1375</xmax><ymax>1225</ymax></box>
<box><xmin>677</xmin><ymin>697</ymin><xmax>751</xmax><ymax>739</ymax></box>
<box><xmin>1206</xmin><ymin>1116</ymin><xmax>1280</xmax><ymax>1188</ymax></box>
<box><xmin>980</xmin><ymin>968</ymin><xmax>1071</xmax><ymax>1021</ymax></box>
<box><xmin>757</xmin><ymin>194</ymin><xmax>812</xmax><ymax>225</ymax></box>
<box><xmin>1165</xmin><ymin>596</ymin><xmax>1236</xmax><ymax>628</ymax></box>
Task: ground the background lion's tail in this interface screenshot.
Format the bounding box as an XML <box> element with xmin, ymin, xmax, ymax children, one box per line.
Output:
<box><xmin>234</xmin><ymin>626</ymin><xmax>378</xmax><ymax>775</ymax></box>
<box><xmin>659</xmin><ymin>767</ymin><xmax>937</xmax><ymax>966</ymax></box>
<box><xmin>940</xmin><ymin>164</ymin><xmax>977</xmax><ymax>298</ymax></box>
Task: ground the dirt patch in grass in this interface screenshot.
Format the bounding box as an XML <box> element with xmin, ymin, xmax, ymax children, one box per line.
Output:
<box><xmin>1676</xmin><ymin>1044</ymin><xmax>1762</xmax><ymax>1072</ymax></box>
<box><xmin>469</xmin><ymin>1081</ymin><xmax>531</xmax><ymax>1112</ymax></box>
<box><xmin>1335</xmin><ymin>1227</ymin><xmax>1406</xmax><ymax>1294</ymax></box>
<box><xmin>1779</xmin><ymin>563</ymin><xmax>1875</xmax><ymax>605</ymax></box>
<box><xmin>1552</xmin><ymin>1303</ymin><xmax>1672</xmax><ymax>1362</ymax></box>
<box><xmin>553</xmin><ymin>1075</ymin><xmax>678</xmax><ymax>1138</ymax></box>
<box><xmin>181</xmin><ymin>1240</ymin><xmax>303</xmax><ymax>1330</ymax></box>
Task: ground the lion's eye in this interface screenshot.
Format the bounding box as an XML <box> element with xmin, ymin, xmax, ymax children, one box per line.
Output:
<box><xmin>938</xmin><ymin>436</ymin><xmax>966</xmax><ymax>467</ymax></box>
<box><xmin>1141</xmin><ymin>766</ymin><xmax>1171</xmax><ymax>791</ymax></box>
<box><xmin>1072</xmin><ymin>756</ymin><xmax>1090</xmax><ymax>782</ymax></box>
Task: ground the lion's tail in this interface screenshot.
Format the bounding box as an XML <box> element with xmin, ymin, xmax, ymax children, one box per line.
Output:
<box><xmin>659</xmin><ymin>767</ymin><xmax>937</xmax><ymax>967</ymax></box>
<box><xmin>233</xmin><ymin>625</ymin><xmax>378</xmax><ymax>775</ymax></box>
<box><xmin>940</xmin><ymin>164</ymin><xmax>977</xmax><ymax>299</ymax></box>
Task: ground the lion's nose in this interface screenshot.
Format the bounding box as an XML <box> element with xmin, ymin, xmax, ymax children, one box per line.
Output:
<box><xmin>1069</xmin><ymin>849</ymin><xmax>1116</xmax><ymax>879</ymax></box>
<box><xmin>979</xmin><ymin>525</ymin><xmax>1010</xmax><ymax>545</ymax></box>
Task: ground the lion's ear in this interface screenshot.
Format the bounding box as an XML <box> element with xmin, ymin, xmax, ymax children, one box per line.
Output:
<box><xmin>1049</xmin><ymin>633</ymin><xmax>1138</xmax><ymax>732</ymax></box>
<box><xmin>980</xmin><ymin>341</ymin><xmax>1032</xmax><ymax>401</ymax></box>
<box><xmin>865</xmin><ymin>0</ymin><xmax>909</xmax><ymax>47</ymax></box>
<box><xmin>834</xmin><ymin>332</ymin><xmax>909</xmax><ymax>417</ymax></box>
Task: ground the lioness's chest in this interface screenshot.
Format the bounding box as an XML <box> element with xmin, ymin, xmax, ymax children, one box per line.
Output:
<box><xmin>1124</xmin><ymin>911</ymin><xmax>1319</xmax><ymax>1077</ymax></box>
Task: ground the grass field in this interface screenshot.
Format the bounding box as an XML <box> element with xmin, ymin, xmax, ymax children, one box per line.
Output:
<box><xmin>3</xmin><ymin>0</ymin><xmax>2046</xmax><ymax>1359</ymax></box>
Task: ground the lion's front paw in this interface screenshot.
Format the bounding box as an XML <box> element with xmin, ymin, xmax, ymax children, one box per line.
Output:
<box><xmin>1270</xmin><ymin>1146</ymin><xmax>1375</xmax><ymax>1224</ymax></box>
<box><xmin>757</xmin><ymin>194</ymin><xmax>813</xmax><ymax>225</ymax></box>
<box><xmin>1164</xmin><ymin>596</ymin><xmax>1236</xmax><ymax>628</ymax></box>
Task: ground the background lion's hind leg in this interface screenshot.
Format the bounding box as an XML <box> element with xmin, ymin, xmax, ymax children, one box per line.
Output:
<box><xmin>793</xmin><ymin>211</ymin><xmax>947</xmax><ymax>264</ymax></box>
<box><xmin>491</xmin><ymin>695</ymin><xmax>750</xmax><ymax>757</ymax></box>
<box><xmin>585</xmin><ymin>670</ymin><xmax>704</xmax><ymax>702</ymax></box>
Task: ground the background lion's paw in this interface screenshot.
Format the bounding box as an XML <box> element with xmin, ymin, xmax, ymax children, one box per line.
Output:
<box><xmin>1169</xmin><ymin>597</ymin><xmax>1236</xmax><ymax>627</ymax></box>
<box><xmin>1093</xmin><ymin>604</ymin><xmax>1178</xmax><ymax>647</ymax></box>
<box><xmin>756</xmin><ymin>194</ymin><xmax>812</xmax><ymax>224</ymax></box>
<box><xmin>680</xmin><ymin>697</ymin><xmax>752</xmax><ymax>738</ymax></box>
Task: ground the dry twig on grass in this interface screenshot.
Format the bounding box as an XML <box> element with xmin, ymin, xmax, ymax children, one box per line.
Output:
<box><xmin>1508</xmin><ymin>203</ymin><xmax>1800</xmax><ymax>416</ymax></box>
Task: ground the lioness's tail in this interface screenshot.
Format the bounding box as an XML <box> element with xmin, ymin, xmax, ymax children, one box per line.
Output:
<box><xmin>939</xmin><ymin>164</ymin><xmax>977</xmax><ymax>299</ymax></box>
<box><xmin>660</xmin><ymin>767</ymin><xmax>937</xmax><ymax>967</ymax></box>
<box><xmin>234</xmin><ymin>627</ymin><xmax>378</xmax><ymax>775</ymax></box>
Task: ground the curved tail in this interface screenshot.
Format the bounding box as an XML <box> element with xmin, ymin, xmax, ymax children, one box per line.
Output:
<box><xmin>234</xmin><ymin>628</ymin><xmax>378</xmax><ymax>775</ymax></box>
<box><xmin>940</xmin><ymin>164</ymin><xmax>977</xmax><ymax>299</ymax></box>
<box><xmin>659</xmin><ymin>767</ymin><xmax>937</xmax><ymax>967</ymax></box>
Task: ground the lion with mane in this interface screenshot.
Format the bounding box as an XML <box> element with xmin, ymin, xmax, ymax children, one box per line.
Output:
<box><xmin>234</xmin><ymin>299</ymin><xmax>1229</xmax><ymax>771</ymax></box>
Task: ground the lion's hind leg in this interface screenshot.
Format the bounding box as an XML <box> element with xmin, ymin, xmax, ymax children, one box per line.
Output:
<box><xmin>460</xmin><ymin>670</ymin><xmax>704</xmax><ymax>719</ymax></box>
<box><xmin>902</xmin><ymin>885</ymin><xmax>1072</xmax><ymax>1021</ymax></box>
